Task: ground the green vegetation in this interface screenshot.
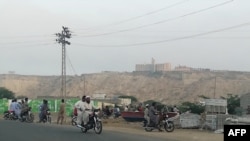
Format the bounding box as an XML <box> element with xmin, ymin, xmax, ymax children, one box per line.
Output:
<box><xmin>178</xmin><ymin>101</ymin><xmax>205</xmax><ymax>114</ymax></box>
<box><xmin>227</xmin><ymin>94</ymin><xmax>241</xmax><ymax>115</ymax></box>
<box><xmin>128</xmin><ymin>94</ymin><xmax>243</xmax><ymax>116</ymax></box>
<box><xmin>0</xmin><ymin>87</ymin><xmax>15</xmax><ymax>99</ymax></box>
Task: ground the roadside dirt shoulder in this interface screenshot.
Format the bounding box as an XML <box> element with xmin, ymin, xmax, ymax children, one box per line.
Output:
<box><xmin>102</xmin><ymin>118</ymin><xmax>223</xmax><ymax>141</ymax></box>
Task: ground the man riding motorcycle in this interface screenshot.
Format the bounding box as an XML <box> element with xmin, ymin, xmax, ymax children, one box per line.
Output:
<box><xmin>20</xmin><ymin>98</ymin><xmax>29</xmax><ymax>118</ymax></box>
<box><xmin>74</xmin><ymin>95</ymin><xmax>86</xmax><ymax>128</ymax></box>
<box><xmin>82</xmin><ymin>96</ymin><xmax>96</xmax><ymax>127</ymax></box>
<box><xmin>148</xmin><ymin>102</ymin><xmax>163</xmax><ymax>131</ymax></box>
<box><xmin>74</xmin><ymin>95</ymin><xmax>97</xmax><ymax>128</ymax></box>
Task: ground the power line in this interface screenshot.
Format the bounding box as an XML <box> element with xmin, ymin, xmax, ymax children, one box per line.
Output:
<box><xmin>75</xmin><ymin>0</ymin><xmax>189</xmax><ymax>31</ymax></box>
<box><xmin>73</xmin><ymin>22</ymin><xmax>250</xmax><ymax>47</ymax></box>
<box><xmin>0</xmin><ymin>42</ymin><xmax>56</xmax><ymax>48</ymax></box>
<box><xmin>0</xmin><ymin>34</ymin><xmax>54</xmax><ymax>39</ymax></box>
<box><xmin>0</xmin><ymin>39</ymin><xmax>55</xmax><ymax>46</ymax></box>
<box><xmin>75</xmin><ymin>0</ymin><xmax>234</xmax><ymax>38</ymax></box>
<box><xmin>66</xmin><ymin>52</ymin><xmax>78</xmax><ymax>75</ymax></box>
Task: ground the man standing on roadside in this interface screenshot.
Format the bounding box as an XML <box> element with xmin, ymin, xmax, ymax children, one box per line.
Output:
<box><xmin>144</xmin><ymin>104</ymin><xmax>150</xmax><ymax>127</ymax></box>
<box><xmin>57</xmin><ymin>99</ymin><xmax>65</xmax><ymax>124</ymax></box>
<box><xmin>149</xmin><ymin>102</ymin><xmax>162</xmax><ymax>131</ymax></box>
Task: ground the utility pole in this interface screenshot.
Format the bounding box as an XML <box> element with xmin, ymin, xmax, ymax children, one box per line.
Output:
<box><xmin>56</xmin><ymin>26</ymin><xmax>71</xmax><ymax>98</ymax></box>
<box><xmin>83</xmin><ymin>75</ymin><xmax>86</xmax><ymax>95</ymax></box>
<box><xmin>214</xmin><ymin>76</ymin><xmax>216</xmax><ymax>98</ymax></box>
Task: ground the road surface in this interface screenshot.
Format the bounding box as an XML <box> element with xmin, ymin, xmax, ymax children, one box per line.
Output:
<box><xmin>0</xmin><ymin>119</ymin><xmax>169</xmax><ymax>141</ymax></box>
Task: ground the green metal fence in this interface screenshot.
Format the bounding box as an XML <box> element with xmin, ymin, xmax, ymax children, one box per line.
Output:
<box><xmin>0</xmin><ymin>98</ymin><xmax>99</xmax><ymax>116</ymax></box>
<box><xmin>0</xmin><ymin>98</ymin><xmax>8</xmax><ymax>114</ymax></box>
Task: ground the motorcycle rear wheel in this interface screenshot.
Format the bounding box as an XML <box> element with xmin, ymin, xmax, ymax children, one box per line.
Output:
<box><xmin>164</xmin><ymin>121</ymin><xmax>174</xmax><ymax>132</ymax></box>
<box><xmin>71</xmin><ymin>116</ymin><xmax>77</xmax><ymax>126</ymax></box>
<box><xmin>4</xmin><ymin>113</ymin><xmax>10</xmax><ymax>120</ymax></box>
<box><xmin>81</xmin><ymin>126</ymin><xmax>88</xmax><ymax>133</ymax></box>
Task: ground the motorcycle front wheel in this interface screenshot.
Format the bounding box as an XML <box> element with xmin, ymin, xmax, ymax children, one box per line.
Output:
<box><xmin>26</xmin><ymin>114</ymin><xmax>34</xmax><ymax>123</ymax></box>
<box><xmin>164</xmin><ymin>121</ymin><xmax>174</xmax><ymax>132</ymax></box>
<box><xmin>71</xmin><ymin>116</ymin><xmax>77</xmax><ymax>126</ymax></box>
<box><xmin>94</xmin><ymin>121</ymin><xmax>102</xmax><ymax>134</ymax></box>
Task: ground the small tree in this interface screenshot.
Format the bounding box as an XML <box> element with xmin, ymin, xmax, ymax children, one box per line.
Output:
<box><xmin>0</xmin><ymin>87</ymin><xmax>15</xmax><ymax>99</ymax></box>
<box><xmin>179</xmin><ymin>101</ymin><xmax>205</xmax><ymax>114</ymax></box>
<box><xmin>227</xmin><ymin>94</ymin><xmax>241</xmax><ymax>115</ymax></box>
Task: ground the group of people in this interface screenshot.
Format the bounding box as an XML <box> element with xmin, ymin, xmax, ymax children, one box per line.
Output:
<box><xmin>38</xmin><ymin>98</ymin><xmax>66</xmax><ymax>124</ymax></box>
<box><xmin>101</xmin><ymin>105</ymin><xmax>121</xmax><ymax>119</ymax></box>
<box><xmin>74</xmin><ymin>95</ymin><xmax>96</xmax><ymax>128</ymax></box>
<box><xmin>102</xmin><ymin>106</ymin><xmax>112</xmax><ymax>117</ymax></box>
<box><xmin>9</xmin><ymin>97</ymin><xmax>29</xmax><ymax>120</ymax></box>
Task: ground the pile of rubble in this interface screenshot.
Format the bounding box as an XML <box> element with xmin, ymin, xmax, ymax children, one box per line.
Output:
<box><xmin>225</xmin><ymin>116</ymin><xmax>250</xmax><ymax>125</ymax></box>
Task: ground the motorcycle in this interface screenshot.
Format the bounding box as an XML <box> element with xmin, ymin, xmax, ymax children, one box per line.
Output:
<box><xmin>78</xmin><ymin>109</ymin><xmax>103</xmax><ymax>134</ymax></box>
<box><xmin>41</xmin><ymin>109</ymin><xmax>51</xmax><ymax>123</ymax></box>
<box><xmin>20</xmin><ymin>107</ymin><xmax>34</xmax><ymax>123</ymax></box>
<box><xmin>3</xmin><ymin>110</ymin><xmax>18</xmax><ymax>120</ymax></box>
<box><xmin>144</xmin><ymin>112</ymin><xmax>175</xmax><ymax>132</ymax></box>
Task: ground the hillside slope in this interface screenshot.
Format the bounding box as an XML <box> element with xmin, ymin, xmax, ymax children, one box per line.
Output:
<box><xmin>1</xmin><ymin>71</ymin><xmax>250</xmax><ymax>105</ymax></box>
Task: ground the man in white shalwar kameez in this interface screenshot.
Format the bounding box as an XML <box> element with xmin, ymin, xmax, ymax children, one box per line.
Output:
<box><xmin>15</xmin><ymin>101</ymin><xmax>22</xmax><ymax>119</ymax></box>
<box><xmin>9</xmin><ymin>99</ymin><xmax>17</xmax><ymax>111</ymax></box>
<box><xmin>74</xmin><ymin>96</ymin><xmax>86</xmax><ymax>128</ymax></box>
<box><xmin>82</xmin><ymin>96</ymin><xmax>96</xmax><ymax>126</ymax></box>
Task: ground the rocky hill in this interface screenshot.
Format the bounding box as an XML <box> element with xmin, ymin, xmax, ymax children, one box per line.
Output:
<box><xmin>1</xmin><ymin>71</ymin><xmax>250</xmax><ymax>105</ymax></box>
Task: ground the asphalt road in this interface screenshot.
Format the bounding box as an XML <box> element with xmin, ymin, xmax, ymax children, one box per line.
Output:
<box><xmin>0</xmin><ymin>119</ymin><xmax>169</xmax><ymax>141</ymax></box>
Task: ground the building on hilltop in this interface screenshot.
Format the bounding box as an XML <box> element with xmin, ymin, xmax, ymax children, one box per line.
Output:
<box><xmin>135</xmin><ymin>58</ymin><xmax>171</xmax><ymax>72</ymax></box>
<box><xmin>135</xmin><ymin>59</ymin><xmax>213</xmax><ymax>72</ymax></box>
<box><xmin>174</xmin><ymin>65</ymin><xmax>192</xmax><ymax>72</ymax></box>
<box><xmin>155</xmin><ymin>63</ymin><xmax>171</xmax><ymax>72</ymax></box>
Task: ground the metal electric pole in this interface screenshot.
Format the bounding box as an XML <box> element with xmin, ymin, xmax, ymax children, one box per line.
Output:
<box><xmin>55</xmin><ymin>26</ymin><xmax>71</xmax><ymax>98</ymax></box>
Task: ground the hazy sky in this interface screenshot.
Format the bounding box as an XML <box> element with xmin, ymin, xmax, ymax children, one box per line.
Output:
<box><xmin>0</xmin><ymin>0</ymin><xmax>250</xmax><ymax>75</ymax></box>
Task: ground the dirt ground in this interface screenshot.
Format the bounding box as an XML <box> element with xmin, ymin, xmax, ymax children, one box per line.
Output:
<box><xmin>60</xmin><ymin>115</ymin><xmax>222</xmax><ymax>141</ymax></box>
<box><xmin>1</xmin><ymin>113</ymin><xmax>223</xmax><ymax>141</ymax></box>
<box><xmin>100</xmin><ymin>118</ymin><xmax>223</xmax><ymax>141</ymax></box>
